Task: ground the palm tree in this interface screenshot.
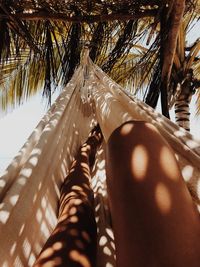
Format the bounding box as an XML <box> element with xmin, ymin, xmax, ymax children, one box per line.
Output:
<box><xmin>0</xmin><ymin>0</ymin><xmax>199</xmax><ymax>128</ymax></box>
<box><xmin>144</xmin><ymin>10</ymin><xmax>200</xmax><ymax>131</ymax></box>
<box><xmin>168</xmin><ymin>20</ymin><xmax>200</xmax><ymax>131</ymax></box>
<box><xmin>0</xmin><ymin>1</ymin><xmax>157</xmax><ymax>110</ymax></box>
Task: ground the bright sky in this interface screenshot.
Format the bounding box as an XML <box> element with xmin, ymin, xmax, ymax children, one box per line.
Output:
<box><xmin>0</xmin><ymin>94</ymin><xmax>46</xmax><ymax>174</ymax></box>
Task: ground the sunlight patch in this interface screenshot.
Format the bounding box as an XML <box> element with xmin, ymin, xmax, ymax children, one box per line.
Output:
<box><xmin>103</xmin><ymin>246</ymin><xmax>112</xmax><ymax>256</ymax></box>
<box><xmin>0</xmin><ymin>210</ymin><xmax>9</xmax><ymax>224</ymax></box>
<box><xmin>99</xmin><ymin>236</ymin><xmax>107</xmax><ymax>246</ymax></box>
<box><xmin>120</xmin><ymin>123</ymin><xmax>134</xmax><ymax>136</ymax></box>
<box><xmin>160</xmin><ymin>147</ymin><xmax>179</xmax><ymax>181</ymax></box>
<box><xmin>9</xmin><ymin>195</ymin><xmax>19</xmax><ymax>206</ymax></box>
<box><xmin>69</xmin><ymin>250</ymin><xmax>91</xmax><ymax>267</ymax></box>
<box><xmin>39</xmin><ymin>247</ymin><xmax>54</xmax><ymax>260</ymax></box>
<box><xmin>53</xmin><ymin>242</ymin><xmax>63</xmax><ymax>251</ymax></box>
<box><xmin>0</xmin><ymin>179</ymin><xmax>6</xmax><ymax>187</ymax></box>
<box><xmin>155</xmin><ymin>183</ymin><xmax>171</xmax><ymax>215</ymax></box>
<box><xmin>182</xmin><ymin>165</ymin><xmax>194</xmax><ymax>182</ymax></box>
<box><xmin>131</xmin><ymin>145</ymin><xmax>148</xmax><ymax>181</ymax></box>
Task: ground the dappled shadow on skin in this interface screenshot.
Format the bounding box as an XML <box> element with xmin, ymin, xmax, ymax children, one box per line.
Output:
<box><xmin>33</xmin><ymin>124</ymin><xmax>103</xmax><ymax>267</ymax></box>
<box><xmin>123</xmin><ymin>94</ymin><xmax>200</xmax><ymax>211</ymax></box>
<box><xmin>95</xmin><ymin>72</ymin><xmax>200</xmax><ymax>156</ymax></box>
<box><xmin>136</xmin><ymin>97</ymin><xmax>200</xmax><ymax>152</ymax></box>
<box><xmin>34</xmin><ymin>163</ymin><xmax>97</xmax><ymax>267</ymax></box>
<box><xmin>106</xmin><ymin>121</ymin><xmax>200</xmax><ymax>267</ymax></box>
<box><xmin>1</xmin><ymin>54</ymin><xmax>200</xmax><ymax>267</ymax></box>
<box><xmin>83</xmin><ymin>61</ymin><xmax>200</xmax><ymax>265</ymax></box>
<box><xmin>0</xmin><ymin>65</ymin><xmax>97</xmax><ymax>267</ymax></box>
<box><xmin>91</xmin><ymin>65</ymin><xmax>200</xmax><ymax>211</ymax></box>
<box><xmin>124</xmin><ymin>90</ymin><xmax>200</xmax><ymax>166</ymax></box>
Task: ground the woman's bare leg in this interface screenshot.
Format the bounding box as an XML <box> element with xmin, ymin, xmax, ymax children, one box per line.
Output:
<box><xmin>34</xmin><ymin>125</ymin><xmax>102</xmax><ymax>267</ymax></box>
<box><xmin>106</xmin><ymin>121</ymin><xmax>200</xmax><ymax>267</ymax></box>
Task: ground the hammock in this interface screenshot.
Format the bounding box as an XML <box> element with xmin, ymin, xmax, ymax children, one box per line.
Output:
<box><xmin>0</xmin><ymin>52</ymin><xmax>200</xmax><ymax>267</ymax></box>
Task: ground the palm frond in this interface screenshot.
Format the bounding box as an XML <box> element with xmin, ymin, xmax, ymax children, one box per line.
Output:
<box><xmin>186</xmin><ymin>39</ymin><xmax>200</xmax><ymax>69</ymax></box>
<box><xmin>0</xmin><ymin>0</ymin><xmax>199</xmax><ymax>112</ymax></box>
<box><xmin>61</xmin><ymin>22</ymin><xmax>82</xmax><ymax>86</ymax></box>
<box><xmin>102</xmin><ymin>19</ymin><xmax>138</xmax><ymax>72</ymax></box>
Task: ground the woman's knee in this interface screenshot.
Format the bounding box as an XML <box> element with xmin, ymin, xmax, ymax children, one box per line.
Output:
<box><xmin>106</xmin><ymin>120</ymin><xmax>165</xmax><ymax>161</ymax></box>
<box><xmin>107</xmin><ymin>121</ymin><xmax>145</xmax><ymax>151</ymax></box>
<box><xmin>106</xmin><ymin>120</ymin><xmax>182</xmax><ymax>188</ymax></box>
<box><xmin>106</xmin><ymin>121</ymin><xmax>152</xmax><ymax>190</ymax></box>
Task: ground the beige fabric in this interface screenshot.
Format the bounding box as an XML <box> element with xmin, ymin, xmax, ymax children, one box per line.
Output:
<box><xmin>89</xmin><ymin>59</ymin><xmax>200</xmax><ymax>208</ymax></box>
<box><xmin>0</xmin><ymin>64</ymin><xmax>96</xmax><ymax>267</ymax></box>
<box><xmin>0</xmin><ymin>54</ymin><xmax>200</xmax><ymax>267</ymax></box>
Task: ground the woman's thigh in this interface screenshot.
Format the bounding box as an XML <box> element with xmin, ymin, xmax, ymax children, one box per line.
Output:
<box><xmin>106</xmin><ymin>120</ymin><xmax>200</xmax><ymax>267</ymax></box>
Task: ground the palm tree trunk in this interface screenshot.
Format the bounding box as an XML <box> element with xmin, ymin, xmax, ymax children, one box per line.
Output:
<box><xmin>174</xmin><ymin>79</ymin><xmax>193</xmax><ymax>132</ymax></box>
<box><xmin>160</xmin><ymin>0</ymin><xmax>185</xmax><ymax>118</ymax></box>
<box><xmin>175</xmin><ymin>96</ymin><xmax>192</xmax><ymax>132</ymax></box>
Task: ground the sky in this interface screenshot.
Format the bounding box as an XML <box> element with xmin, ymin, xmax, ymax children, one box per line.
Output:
<box><xmin>0</xmin><ymin>94</ymin><xmax>46</xmax><ymax>174</ymax></box>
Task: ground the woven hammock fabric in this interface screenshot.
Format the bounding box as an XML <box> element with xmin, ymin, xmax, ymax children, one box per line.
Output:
<box><xmin>0</xmin><ymin>54</ymin><xmax>200</xmax><ymax>267</ymax></box>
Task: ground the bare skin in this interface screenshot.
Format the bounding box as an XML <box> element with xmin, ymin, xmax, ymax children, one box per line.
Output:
<box><xmin>34</xmin><ymin>121</ymin><xmax>200</xmax><ymax>267</ymax></box>
<box><xmin>106</xmin><ymin>120</ymin><xmax>200</xmax><ymax>267</ymax></box>
<box><xmin>34</xmin><ymin>125</ymin><xmax>103</xmax><ymax>267</ymax></box>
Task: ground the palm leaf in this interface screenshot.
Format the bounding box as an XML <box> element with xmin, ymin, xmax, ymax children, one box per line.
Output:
<box><xmin>186</xmin><ymin>39</ymin><xmax>200</xmax><ymax>69</ymax></box>
<box><xmin>0</xmin><ymin>0</ymin><xmax>199</xmax><ymax>112</ymax></box>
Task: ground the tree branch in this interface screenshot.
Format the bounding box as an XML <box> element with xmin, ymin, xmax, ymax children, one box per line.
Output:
<box><xmin>0</xmin><ymin>9</ymin><xmax>157</xmax><ymax>23</ymax></box>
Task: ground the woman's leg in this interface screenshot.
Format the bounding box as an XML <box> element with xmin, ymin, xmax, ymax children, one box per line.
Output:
<box><xmin>34</xmin><ymin>125</ymin><xmax>102</xmax><ymax>267</ymax></box>
<box><xmin>106</xmin><ymin>121</ymin><xmax>200</xmax><ymax>267</ymax></box>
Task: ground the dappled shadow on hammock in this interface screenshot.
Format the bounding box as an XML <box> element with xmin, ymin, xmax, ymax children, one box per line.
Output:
<box><xmin>95</xmin><ymin>62</ymin><xmax>200</xmax><ymax>151</ymax></box>
<box><xmin>176</xmin><ymin>153</ymin><xmax>200</xmax><ymax>212</ymax></box>
<box><xmin>0</xmin><ymin>73</ymin><xmax>80</xmax><ymax>202</ymax></box>
<box><xmin>91</xmin><ymin>62</ymin><xmax>200</xmax><ymax>212</ymax></box>
<box><xmin>127</xmin><ymin>98</ymin><xmax>200</xmax><ymax>210</ymax></box>
<box><xmin>32</xmin><ymin>129</ymin><xmax>109</xmax><ymax>267</ymax></box>
<box><xmin>134</xmin><ymin>97</ymin><xmax>200</xmax><ymax>153</ymax></box>
<box><xmin>33</xmin><ymin>151</ymin><xmax>97</xmax><ymax>267</ymax></box>
<box><xmin>0</xmin><ymin>81</ymin><xmax>96</xmax><ymax>266</ymax></box>
<box><xmin>91</xmin><ymin>143</ymin><xmax>116</xmax><ymax>267</ymax></box>
<box><xmin>1</xmin><ymin>53</ymin><xmax>200</xmax><ymax>267</ymax></box>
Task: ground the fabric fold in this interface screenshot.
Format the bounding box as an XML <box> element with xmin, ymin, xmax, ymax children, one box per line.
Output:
<box><xmin>0</xmin><ymin>55</ymin><xmax>200</xmax><ymax>267</ymax></box>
